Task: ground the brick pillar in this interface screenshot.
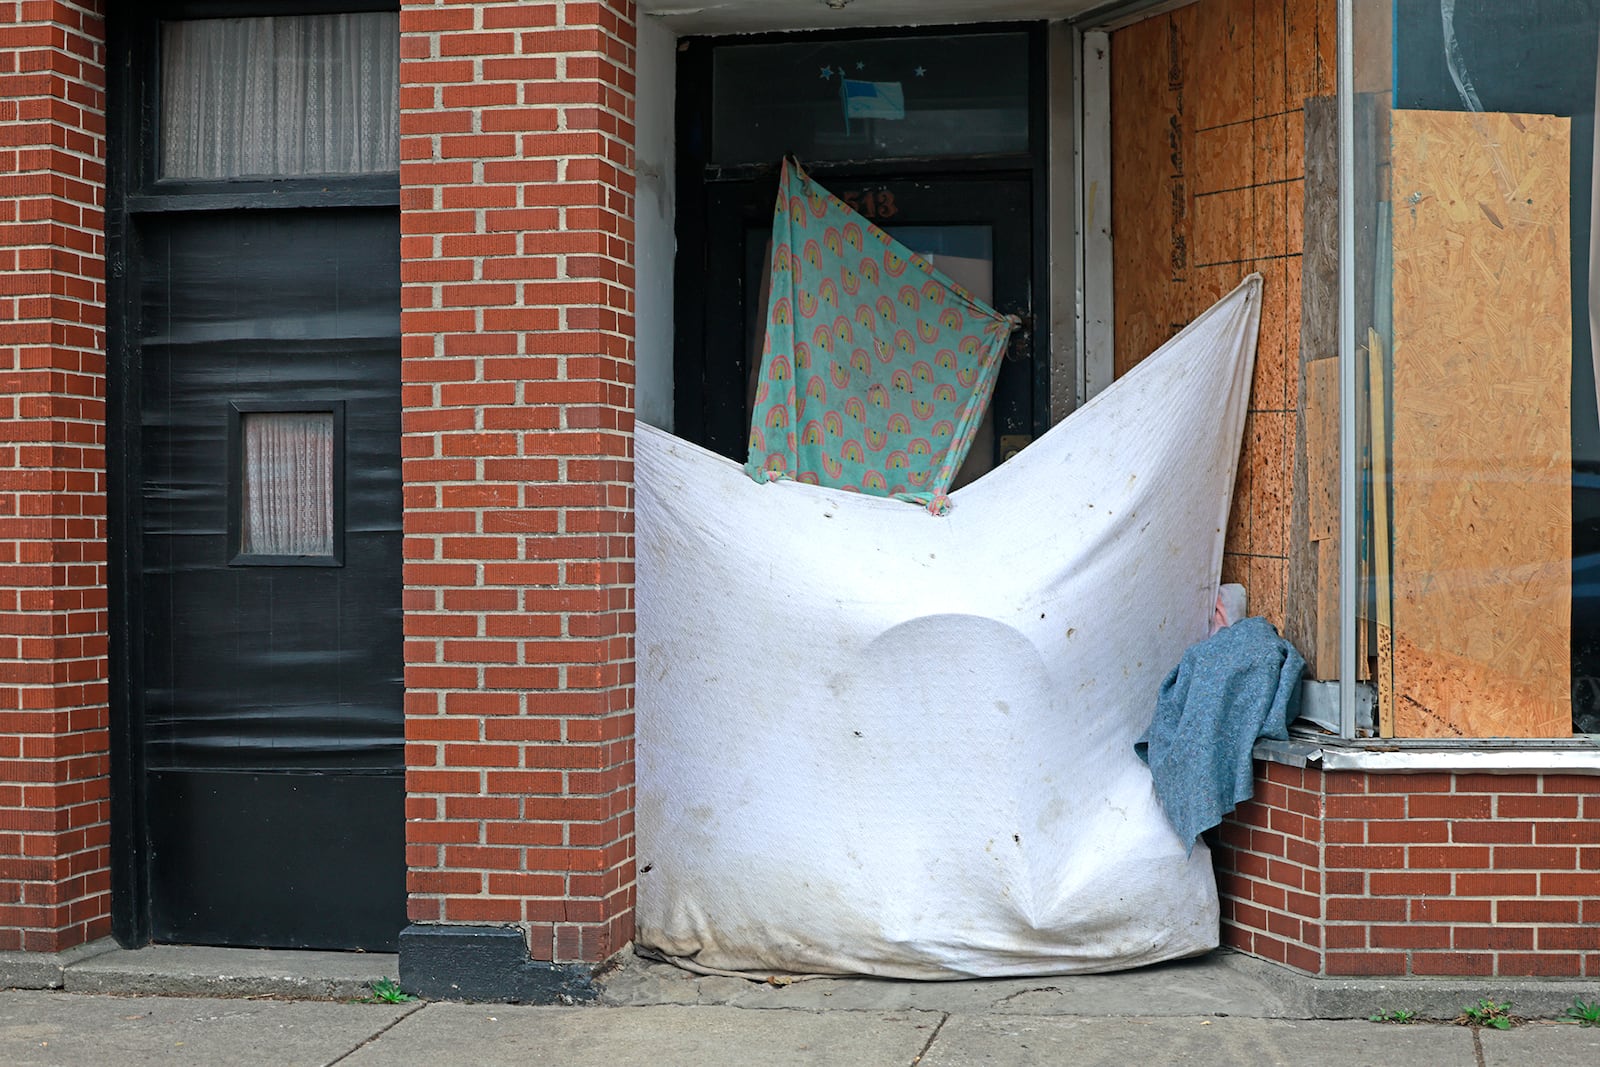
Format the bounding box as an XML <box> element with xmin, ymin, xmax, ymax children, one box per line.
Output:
<box><xmin>1215</xmin><ymin>761</ymin><xmax>1326</xmax><ymax>975</ymax></box>
<box><xmin>0</xmin><ymin>0</ymin><xmax>110</xmax><ymax>954</ymax></box>
<box><xmin>397</xmin><ymin>0</ymin><xmax>637</xmax><ymax>996</ymax></box>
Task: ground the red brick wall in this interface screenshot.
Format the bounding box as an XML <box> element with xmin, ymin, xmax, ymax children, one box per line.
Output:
<box><xmin>1216</xmin><ymin>762</ymin><xmax>1326</xmax><ymax>973</ymax></box>
<box><xmin>398</xmin><ymin>0</ymin><xmax>639</xmax><ymax>964</ymax></box>
<box><xmin>0</xmin><ymin>0</ymin><xmax>110</xmax><ymax>954</ymax></box>
<box><xmin>1219</xmin><ymin>763</ymin><xmax>1600</xmax><ymax>978</ymax></box>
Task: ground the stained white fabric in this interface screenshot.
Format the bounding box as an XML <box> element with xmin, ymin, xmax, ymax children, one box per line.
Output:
<box><xmin>241</xmin><ymin>412</ymin><xmax>335</xmax><ymax>557</ymax></box>
<box><xmin>160</xmin><ymin>13</ymin><xmax>399</xmax><ymax>179</ymax></box>
<box><xmin>635</xmin><ymin>276</ymin><xmax>1263</xmax><ymax>978</ymax></box>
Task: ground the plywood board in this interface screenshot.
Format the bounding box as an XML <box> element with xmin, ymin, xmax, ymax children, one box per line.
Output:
<box><xmin>1314</xmin><ymin>538</ymin><xmax>1339</xmax><ymax>679</ymax></box>
<box><xmin>1305</xmin><ymin>356</ymin><xmax>1339</xmax><ymax>541</ymax></box>
<box><xmin>1388</xmin><ymin>109</ymin><xmax>1573</xmax><ymax>738</ymax></box>
<box><xmin>1110</xmin><ymin>7</ymin><xmax>1195</xmax><ymax>379</ymax></box>
<box><xmin>1306</xmin><ymin>356</ymin><xmax>1340</xmax><ymax>682</ymax></box>
<box><xmin>1367</xmin><ymin>329</ymin><xmax>1395</xmax><ymax>735</ymax></box>
<box><xmin>1287</xmin><ymin>96</ymin><xmax>1339</xmax><ymax>679</ymax></box>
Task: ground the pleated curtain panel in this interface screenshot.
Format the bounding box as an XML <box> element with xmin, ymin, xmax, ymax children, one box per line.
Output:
<box><xmin>159</xmin><ymin>12</ymin><xmax>400</xmax><ymax>179</ymax></box>
<box><xmin>240</xmin><ymin>413</ymin><xmax>336</xmax><ymax>558</ymax></box>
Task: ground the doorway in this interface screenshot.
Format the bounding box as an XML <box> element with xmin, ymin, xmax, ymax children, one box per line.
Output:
<box><xmin>108</xmin><ymin>4</ymin><xmax>405</xmax><ymax>951</ymax></box>
<box><xmin>674</xmin><ymin>26</ymin><xmax>1051</xmax><ymax>468</ymax></box>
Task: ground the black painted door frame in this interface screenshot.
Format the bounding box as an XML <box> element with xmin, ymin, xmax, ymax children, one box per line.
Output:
<box><xmin>673</xmin><ymin>23</ymin><xmax>1052</xmax><ymax>461</ymax></box>
<box><xmin>105</xmin><ymin>0</ymin><xmax>404</xmax><ymax>950</ymax></box>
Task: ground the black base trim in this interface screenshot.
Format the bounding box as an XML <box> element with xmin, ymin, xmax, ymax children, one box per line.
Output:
<box><xmin>397</xmin><ymin>924</ymin><xmax>597</xmax><ymax>1004</ymax></box>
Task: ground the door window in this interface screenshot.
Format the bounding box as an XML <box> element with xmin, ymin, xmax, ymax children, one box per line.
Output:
<box><xmin>710</xmin><ymin>31</ymin><xmax>1031</xmax><ymax>166</ymax></box>
<box><xmin>159</xmin><ymin>12</ymin><xmax>400</xmax><ymax>179</ymax></box>
<box><xmin>234</xmin><ymin>407</ymin><xmax>343</xmax><ymax>563</ymax></box>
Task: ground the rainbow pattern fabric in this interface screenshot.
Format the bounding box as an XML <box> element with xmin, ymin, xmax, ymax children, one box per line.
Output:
<box><xmin>745</xmin><ymin>159</ymin><xmax>1018</xmax><ymax>512</ymax></box>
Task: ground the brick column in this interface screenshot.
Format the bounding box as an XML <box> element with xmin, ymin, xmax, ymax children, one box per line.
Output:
<box><xmin>1215</xmin><ymin>761</ymin><xmax>1326</xmax><ymax>975</ymax></box>
<box><xmin>396</xmin><ymin>0</ymin><xmax>637</xmax><ymax>997</ymax></box>
<box><xmin>0</xmin><ymin>0</ymin><xmax>110</xmax><ymax>954</ymax></box>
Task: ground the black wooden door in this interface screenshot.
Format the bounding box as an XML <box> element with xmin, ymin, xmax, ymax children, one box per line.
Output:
<box><xmin>134</xmin><ymin>208</ymin><xmax>405</xmax><ymax>950</ymax></box>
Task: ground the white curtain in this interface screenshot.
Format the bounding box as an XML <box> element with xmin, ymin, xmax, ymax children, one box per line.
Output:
<box><xmin>161</xmin><ymin>13</ymin><xmax>400</xmax><ymax>179</ymax></box>
<box><xmin>241</xmin><ymin>413</ymin><xmax>335</xmax><ymax>557</ymax></box>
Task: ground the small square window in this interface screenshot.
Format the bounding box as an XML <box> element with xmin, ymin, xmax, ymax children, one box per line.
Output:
<box><xmin>229</xmin><ymin>403</ymin><xmax>344</xmax><ymax>566</ymax></box>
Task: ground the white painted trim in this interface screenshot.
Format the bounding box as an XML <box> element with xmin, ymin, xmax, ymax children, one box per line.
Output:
<box><xmin>1078</xmin><ymin>29</ymin><xmax>1113</xmax><ymax>404</ymax></box>
<box><xmin>634</xmin><ymin>18</ymin><xmax>678</xmax><ymax>433</ymax></box>
<box><xmin>1076</xmin><ymin>0</ymin><xmax>1199</xmax><ymax>33</ymax></box>
<box><xmin>1048</xmin><ymin>20</ymin><xmax>1079</xmax><ymax>424</ymax></box>
<box><xmin>1256</xmin><ymin>737</ymin><xmax>1600</xmax><ymax>775</ymax></box>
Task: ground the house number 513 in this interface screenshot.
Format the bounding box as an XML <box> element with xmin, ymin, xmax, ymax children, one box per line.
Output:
<box><xmin>840</xmin><ymin>189</ymin><xmax>898</xmax><ymax>220</ymax></box>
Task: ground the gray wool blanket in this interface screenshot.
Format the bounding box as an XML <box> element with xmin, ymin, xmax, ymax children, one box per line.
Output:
<box><xmin>1134</xmin><ymin>616</ymin><xmax>1306</xmax><ymax>854</ymax></box>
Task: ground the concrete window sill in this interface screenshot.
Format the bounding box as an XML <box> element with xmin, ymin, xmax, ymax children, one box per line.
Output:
<box><xmin>1254</xmin><ymin>734</ymin><xmax>1600</xmax><ymax>774</ymax></box>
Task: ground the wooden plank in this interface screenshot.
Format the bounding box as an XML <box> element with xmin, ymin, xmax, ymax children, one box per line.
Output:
<box><xmin>1286</xmin><ymin>95</ymin><xmax>1339</xmax><ymax>678</ymax></box>
<box><xmin>1357</xmin><ymin>597</ymin><xmax>1371</xmax><ymax>681</ymax></box>
<box><xmin>1352</xmin><ymin>98</ymin><xmax>1389</xmax><ymax>694</ymax></box>
<box><xmin>1367</xmin><ymin>329</ymin><xmax>1395</xmax><ymax>736</ymax></box>
<box><xmin>1377</xmin><ymin>623</ymin><xmax>1394</xmax><ymax>729</ymax></box>
<box><xmin>1314</xmin><ymin>538</ymin><xmax>1340</xmax><ymax>678</ymax></box>
<box><xmin>1388</xmin><ymin>109</ymin><xmax>1573</xmax><ymax>738</ymax></box>
<box><xmin>1306</xmin><ymin>352</ymin><xmax>1341</xmax><ymax>686</ymax></box>
<box><xmin>1305</xmin><ymin>357</ymin><xmax>1339</xmax><ymax>541</ymax></box>
<box><xmin>1307</xmin><ymin>348</ymin><xmax>1341</xmax><ymax>685</ymax></box>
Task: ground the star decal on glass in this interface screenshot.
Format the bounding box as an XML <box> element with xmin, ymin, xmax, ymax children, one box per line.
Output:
<box><xmin>855</xmin><ymin>61</ymin><xmax>866</xmax><ymax>70</ymax></box>
<box><xmin>819</xmin><ymin>65</ymin><xmax>834</xmax><ymax>79</ymax></box>
<box><xmin>913</xmin><ymin>65</ymin><xmax>928</xmax><ymax>77</ymax></box>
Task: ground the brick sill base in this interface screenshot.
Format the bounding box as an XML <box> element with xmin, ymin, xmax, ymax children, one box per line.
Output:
<box><xmin>1218</xmin><ymin>761</ymin><xmax>1600</xmax><ymax>981</ymax></box>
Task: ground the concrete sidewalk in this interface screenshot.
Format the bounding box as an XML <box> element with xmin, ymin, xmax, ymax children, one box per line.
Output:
<box><xmin>0</xmin><ymin>949</ymin><xmax>1595</xmax><ymax>1066</ymax></box>
<box><xmin>1</xmin><ymin>988</ymin><xmax>1597</xmax><ymax>1066</ymax></box>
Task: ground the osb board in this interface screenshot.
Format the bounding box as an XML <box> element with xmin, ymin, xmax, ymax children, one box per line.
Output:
<box><xmin>1388</xmin><ymin>109</ymin><xmax>1572</xmax><ymax>738</ymax></box>
<box><xmin>1113</xmin><ymin>0</ymin><xmax>1324</xmax><ymax>383</ymax></box>
<box><xmin>1110</xmin><ymin>5</ymin><xmax>1197</xmax><ymax>379</ymax></box>
<box><xmin>1114</xmin><ymin>0</ymin><xmax>1320</xmax><ymax>640</ymax></box>
<box><xmin>1111</xmin><ymin>0</ymin><xmax>1276</xmax><ymax>378</ymax></box>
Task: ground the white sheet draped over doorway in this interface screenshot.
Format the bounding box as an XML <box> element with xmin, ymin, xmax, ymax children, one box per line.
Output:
<box><xmin>634</xmin><ymin>276</ymin><xmax>1263</xmax><ymax>978</ymax></box>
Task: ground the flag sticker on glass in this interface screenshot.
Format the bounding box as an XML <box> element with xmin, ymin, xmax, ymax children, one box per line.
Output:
<box><xmin>841</xmin><ymin>78</ymin><xmax>906</xmax><ymax>120</ymax></box>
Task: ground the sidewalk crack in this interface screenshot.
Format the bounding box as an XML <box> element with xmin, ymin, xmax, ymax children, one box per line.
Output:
<box><xmin>995</xmin><ymin>985</ymin><xmax>1061</xmax><ymax>1005</ymax></box>
<box><xmin>909</xmin><ymin>1012</ymin><xmax>949</xmax><ymax>1066</ymax></box>
<box><xmin>1471</xmin><ymin>1027</ymin><xmax>1486</xmax><ymax>1067</ymax></box>
<box><xmin>324</xmin><ymin>1001</ymin><xmax>428</xmax><ymax>1067</ymax></box>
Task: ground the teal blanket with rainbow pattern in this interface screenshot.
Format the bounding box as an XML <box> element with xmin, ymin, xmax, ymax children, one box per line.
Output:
<box><xmin>745</xmin><ymin>160</ymin><xmax>1018</xmax><ymax>511</ymax></box>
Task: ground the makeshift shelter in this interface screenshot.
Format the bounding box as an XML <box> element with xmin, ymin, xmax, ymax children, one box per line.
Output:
<box><xmin>635</xmin><ymin>276</ymin><xmax>1264</xmax><ymax>978</ymax></box>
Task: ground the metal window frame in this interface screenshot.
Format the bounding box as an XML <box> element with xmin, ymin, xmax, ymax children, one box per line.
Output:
<box><xmin>1330</xmin><ymin>0</ymin><xmax>1596</xmax><ymax>755</ymax></box>
<box><xmin>1337</xmin><ymin>0</ymin><xmax>1358</xmax><ymax>740</ymax></box>
<box><xmin>1074</xmin><ymin>0</ymin><xmax>1600</xmax><ymax>761</ymax></box>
